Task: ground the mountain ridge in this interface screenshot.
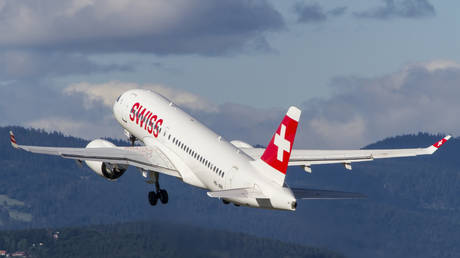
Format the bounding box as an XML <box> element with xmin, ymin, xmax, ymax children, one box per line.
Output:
<box><xmin>0</xmin><ymin>220</ymin><xmax>344</xmax><ymax>258</ymax></box>
<box><xmin>0</xmin><ymin>126</ymin><xmax>458</xmax><ymax>258</ymax></box>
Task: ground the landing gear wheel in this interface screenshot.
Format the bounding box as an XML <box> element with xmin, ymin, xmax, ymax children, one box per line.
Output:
<box><xmin>148</xmin><ymin>191</ymin><xmax>158</xmax><ymax>206</ymax></box>
<box><xmin>147</xmin><ymin>172</ymin><xmax>168</xmax><ymax>206</ymax></box>
<box><xmin>159</xmin><ymin>189</ymin><xmax>168</xmax><ymax>204</ymax></box>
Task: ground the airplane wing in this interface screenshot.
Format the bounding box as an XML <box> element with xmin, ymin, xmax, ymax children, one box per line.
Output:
<box><xmin>241</xmin><ymin>135</ymin><xmax>451</xmax><ymax>172</ymax></box>
<box><xmin>9</xmin><ymin>131</ymin><xmax>180</xmax><ymax>178</ymax></box>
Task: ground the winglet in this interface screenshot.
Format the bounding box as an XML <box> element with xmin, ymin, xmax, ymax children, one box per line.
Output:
<box><xmin>426</xmin><ymin>135</ymin><xmax>451</xmax><ymax>154</ymax></box>
<box><xmin>9</xmin><ymin>131</ymin><xmax>19</xmax><ymax>149</ymax></box>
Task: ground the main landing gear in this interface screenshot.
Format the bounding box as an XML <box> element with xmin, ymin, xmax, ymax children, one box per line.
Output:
<box><xmin>126</xmin><ymin>130</ymin><xmax>169</xmax><ymax>206</ymax></box>
<box><xmin>147</xmin><ymin>172</ymin><xmax>168</xmax><ymax>206</ymax></box>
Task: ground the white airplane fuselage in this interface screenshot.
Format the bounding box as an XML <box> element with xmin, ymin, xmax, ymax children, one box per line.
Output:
<box><xmin>113</xmin><ymin>89</ymin><xmax>297</xmax><ymax>211</ymax></box>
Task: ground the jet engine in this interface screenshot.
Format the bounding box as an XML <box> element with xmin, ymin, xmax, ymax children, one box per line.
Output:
<box><xmin>84</xmin><ymin>139</ymin><xmax>127</xmax><ymax>180</ymax></box>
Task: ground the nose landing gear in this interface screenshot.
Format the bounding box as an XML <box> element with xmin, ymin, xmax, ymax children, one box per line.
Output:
<box><xmin>124</xmin><ymin>129</ymin><xmax>137</xmax><ymax>146</ymax></box>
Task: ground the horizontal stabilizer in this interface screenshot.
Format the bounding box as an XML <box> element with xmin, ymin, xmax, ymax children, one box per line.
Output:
<box><xmin>291</xmin><ymin>188</ymin><xmax>366</xmax><ymax>199</ymax></box>
<box><xmin>207</xmin><ymin>187</ymin><xmax>265</xmax><ymax>199</ymax></box>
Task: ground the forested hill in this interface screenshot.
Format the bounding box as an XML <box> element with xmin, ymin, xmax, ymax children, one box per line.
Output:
<box><xmin>0</xmin><ymin>221</ymin><xmax>344</xmax><ymax>258</ymax></box>
<box><xmin>0</xmin><ymin>126</ymin><xmax>459</xmax><ymax>258</ymax></box>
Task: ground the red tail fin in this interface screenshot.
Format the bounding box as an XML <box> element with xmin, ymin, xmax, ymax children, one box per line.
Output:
<box><xmin>261</xmin><ymin>106</ymin><xmax>301</xmax><ymax>174</ymax></box>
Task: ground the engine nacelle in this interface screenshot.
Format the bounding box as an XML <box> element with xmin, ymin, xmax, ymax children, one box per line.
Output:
<box><xmin>84</xmin><ymin>139</ymin><xmax>127</xmax><ymax>180</ymax></box>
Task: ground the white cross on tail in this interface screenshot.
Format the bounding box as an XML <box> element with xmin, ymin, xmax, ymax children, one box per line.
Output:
<box><xmin>274</xmin><ymin>124</ymin><xmax>291</xmax><ymax>162</ymax></box>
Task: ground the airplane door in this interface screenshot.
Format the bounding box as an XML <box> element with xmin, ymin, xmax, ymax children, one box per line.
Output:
<box><xmin>225</xmin><ymin>166</ymin><xmax>239</xmax><ymax>189</ymax></box>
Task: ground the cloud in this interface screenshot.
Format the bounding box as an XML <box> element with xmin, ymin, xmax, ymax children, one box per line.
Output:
<box><xmin>64</xmin><ymin>81</ymin><xmax>219</xmax><ymax>113</ymax></box>
<box><xmin>294</xmin><ymin>2</ymin><xmax>327</xmax><ymax>24</ymax></box>
<box><xmin>298</xmin><ymin>60</ymin><xmax>460</xmax><ymax>148</ymax></box>
<box><xmin>0</xmin><ymin>50</ymin><xmax>131</xmax><ymax>80</ymax></box>
<box><xmin>194</xmin><ymin>103</ymin><xmax>283</xmax><ymax>146</ymax></box>
<box><xmin>354</xmin><ymin>0</ymin><xmax>435</xmax><ymax>20</ymax></box>
<box><xmin>0</xmin><ymin>0</ymin><xmax>284</xmax><ymax>55</ymax></box>
<box><xmin>293</xmin><ymin>2</ymin><xmax>347</xmax><ymax>24</ymax></box>
<box><xmin>0</xmin><ymin>79</ymin><xmax>116</xmax><ymax>139</ymax></box>
<box><xmin>328</xmin><ymin>6</ymin><xmax>348</xmax><ymax>17</ymax></box>
<box><xmin>3</xmin><ymin>60</ymin><xmax>460</xmax><ymax>148</ymax></box>
<box><xmin>25</xmin><ymin>117</ymin><xmax>114</xmax><ymax>139</ymax></box>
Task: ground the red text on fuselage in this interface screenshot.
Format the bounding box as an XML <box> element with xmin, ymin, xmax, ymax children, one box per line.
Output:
<box><xmin>129</xmin><ymin>102</ymin><xmax>163</xmax><ymax>137</ymax></box>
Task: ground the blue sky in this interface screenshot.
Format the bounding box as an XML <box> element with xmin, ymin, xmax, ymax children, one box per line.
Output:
<box><xmin>1</xmin><ymin>0</ymin><xmax>459</xmax><ymax>148</ymax></box>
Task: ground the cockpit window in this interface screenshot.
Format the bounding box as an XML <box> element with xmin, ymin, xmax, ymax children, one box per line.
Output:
<box><xmin>116</xmin><ymin>95</ymin><xmax>121</xmax><ymax>102</ymax></box>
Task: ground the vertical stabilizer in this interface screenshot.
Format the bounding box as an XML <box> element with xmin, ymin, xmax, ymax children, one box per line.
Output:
<box><xmin>255</xmin><ymin>106</ymin><xmax>301</xmax><ymax>185</ymax></box>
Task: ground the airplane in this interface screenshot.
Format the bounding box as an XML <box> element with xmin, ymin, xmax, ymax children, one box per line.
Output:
<box><xmin>9</xmin><ymin>89</ymin><xmax>451</xmax><ymax>211</ymax></box>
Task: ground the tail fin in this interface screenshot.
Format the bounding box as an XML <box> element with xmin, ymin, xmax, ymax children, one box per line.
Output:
<box><xmin>256</xmin><ymin>106</ymin><xmax>301</xmax><ymax>185</ymax></box>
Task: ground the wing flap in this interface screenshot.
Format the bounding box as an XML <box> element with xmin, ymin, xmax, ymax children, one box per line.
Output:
<box><xmin>207</xmin><ymin>187</ymin><xmax>265</xmax><ymax>199</ymax></box>
<box><xmin>291</xmin><ymin>188</ymin><xmax>366</xmax><ymax>199</ymax></box>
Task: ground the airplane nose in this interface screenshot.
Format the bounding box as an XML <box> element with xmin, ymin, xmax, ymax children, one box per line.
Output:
<box><xmin>113</xmin><ymin>94</ymin><xmax>122</xmax><ymax>119</ymax></box>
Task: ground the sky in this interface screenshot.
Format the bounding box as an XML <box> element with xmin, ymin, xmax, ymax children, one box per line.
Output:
<box><xmin>1</xmin><ymin>0</ymin><xmax>459</xmax><ymax>148</ymax></box>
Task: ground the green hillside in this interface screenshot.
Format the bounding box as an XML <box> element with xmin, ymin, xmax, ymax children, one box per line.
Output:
<box><xmin>0</xmin><ymin>221</ymin><xmax>343</xmax><ymax>258</ymax></box>
<box><xmin>0</xmin><ymin>127</ymin><xmax>459</xmax><ymax>258</ymax></box>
